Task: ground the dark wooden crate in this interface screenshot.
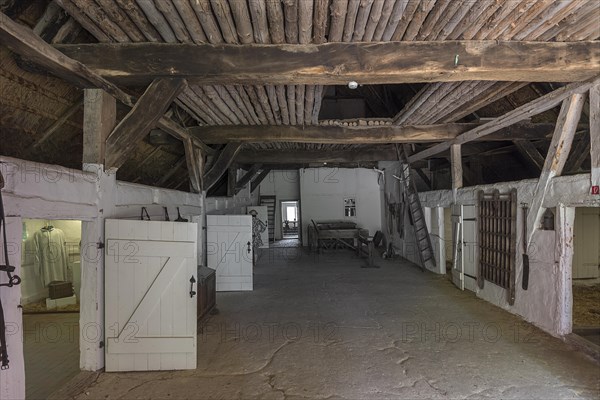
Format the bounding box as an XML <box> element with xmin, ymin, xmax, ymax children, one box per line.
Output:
<box><xmin>48</xmin><ymin>281</ymin><xmax>73</xmax><ymax>299</ymax></box>
<box><xmin>197</xmin><ymin>266</ymin><xmax>216</xmax><ymax>321</ymax></box>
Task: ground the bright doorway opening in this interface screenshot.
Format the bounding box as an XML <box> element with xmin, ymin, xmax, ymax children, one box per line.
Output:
<box><xmin>281</xmin><ymin>201</ymin><xmax>300</xmax><ymax>239</ymax></box>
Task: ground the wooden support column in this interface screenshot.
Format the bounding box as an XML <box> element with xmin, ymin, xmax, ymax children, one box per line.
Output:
<box><xmin>203</xmin><ymin>143</ymin><xmax>242</xmax><ymax>191</ymax></box>
<box><xmin>450</xmin><ymin>144</ymin><xmax>463</xmax><ymax>191</ymax></box>
<box><xmin>590</xmin><ymin>84</ymin><xmax>600</xmax><ymax>187</ymax></box>
<box><xmin>83</xmin><ymin>89</ymin><xmax>115</xmax><ymax>165</ymax></box>
<box><xmin>526</xmin><ymin>93</ymin><xmax>585</xmax><ymax>249</ymax></box>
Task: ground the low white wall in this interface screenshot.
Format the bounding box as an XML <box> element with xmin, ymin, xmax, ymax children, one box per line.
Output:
<box><xmin>258</xmin><ymin>170</ymin><xmax>300</xmax><ymax>240</ymax></box>
<box><xmin>300</xmin><ymin>168</ymin><xmax>382</xmax><ymax>246</ymax></box>
<box><xmin>380</xmin><ymin>160</ymin><xmax>600</xmax><ymax>337</ymax></box>
<box><xmin>0</xmin><ymin>157</ymin><xmax>254</xmax><ymax>399</ymax></box>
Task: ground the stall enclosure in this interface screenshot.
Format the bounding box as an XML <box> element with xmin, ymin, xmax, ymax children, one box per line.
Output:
<box><xmin>20</xmin><ymin>219</ymin><xmax>82</xmax><ymax>399</ymax></box>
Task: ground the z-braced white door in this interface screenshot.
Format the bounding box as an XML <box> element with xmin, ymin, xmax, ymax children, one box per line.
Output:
<box><xmin>105</xmin><ymin>219</ymin><xmax>198</xmax><ymax>372</ymax></box>
<box><xmin>207</xmin><ymin>215</ymin><xmax>253</xmax><ymax>291</ymax></box>
<box><xmin>451</xmin><ymin>205</ymin><xmax>465</xmax><ymax>290</ymax></box>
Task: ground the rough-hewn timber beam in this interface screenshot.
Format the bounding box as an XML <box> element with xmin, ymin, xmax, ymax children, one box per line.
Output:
<box><xmin>54</xmin><ymin>41</ymin><xmax>600</xmax><ymax>85</ymax></box>
<box><xmin>236</xmin><ymin>147</ymin><xmax>399</xmax><ymax>164</ymax></box>
<box><xmin>0</xmin><ymin>11</ymin><xmax>134</xmax><ymax>105</ymax></box>
<box><xmin>191</xmin><ymin>123</ymin><xmax>555</xmax><ymax>144</ymax></box>
<box><xmin>203</xmin><ymin>143</ymin><xmax>242</xmax><ymax>191</ymax></box>
<box><xmin>0</xmin><ymin>12</ymin><xmax>212</xmax><ymax>164</ymax></box>
<box><xmin>408</xmin><ymin>75</ymin><xmax>600</xmax><ymax>163</ymax></box>
<box><xmin>251</xmin><ymin>168</ymin><xmax>272</xmax><ymax>193</ymax></box>
<box><xmin>105</xmin><ymin>78</ymin><xmax>185</xmax><ymax>169</ymax></box>
<box><xmin>526</xmin><ymin>94</ymin><xmax>585</xmax><ymax>248</ymax></box>
<box><xmin>235</xmin><ymin>164</ymin><xmax>262</xmax><ymax>194</ymax></box>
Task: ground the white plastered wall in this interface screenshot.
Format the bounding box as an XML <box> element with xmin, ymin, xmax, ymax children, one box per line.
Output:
<box><xmin>0</xmin><ymin>157</ymin><xmax>254</xmax><ymax>399</ymax></box>
<box><xmin>380</xmin><ymin>160</ymin><xmax>599</xmax><ymax>337</ymax></box>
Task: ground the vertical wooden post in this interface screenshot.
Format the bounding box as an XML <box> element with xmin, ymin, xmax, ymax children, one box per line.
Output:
<box><xmin>590</xmin><ymin>84</ymin><xmax>599</xmax><ymax>188</ymax></box>
<box><xmin>450</xmin><ymin>144</ymin><xmax>463</xmax><ymax>196</ymax></box>
<box><xmin>83</xmin><ymin>89</ymin><xmax>116</xmax><ymax>166</ymax></box>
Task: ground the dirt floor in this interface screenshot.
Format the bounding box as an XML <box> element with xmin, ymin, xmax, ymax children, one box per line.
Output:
<box><xmin>573</xmin><ymin>284</ymin><xmax>600</xmax><ymax>327</ymax></box>
<box><xmin>51</xmin><ymin>249</ymin><xmax>600</xmax><ymax>400</ymax></box>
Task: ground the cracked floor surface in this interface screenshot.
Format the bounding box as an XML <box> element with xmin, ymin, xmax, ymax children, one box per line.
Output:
<box><xmin>51</xmin><ymin>249</ymin><xmax>600</xmax><ymax>399</ymax></box>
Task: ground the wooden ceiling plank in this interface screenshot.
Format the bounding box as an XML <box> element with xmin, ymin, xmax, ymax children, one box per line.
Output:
<box><xmin>408</xmin><ymin>76</ymin><xmax>599</xmax><ymax>163</ymax></box>
<box><xmin>342</xmin><ymin>0</ymin><xmax>360</xmax><ymax>42</ymax></box>
<box><xmin>171</xmin><ymin>0</ymin><xmax>208</xmax><ymax>43</ymax></box>
<box><xmin>230</xmin><ymin>0</ymin><xmax>254</xmax><ymax>44</ymax></box>
<box><xmin>362</xmin><ymin>0</ymin><xmax>384</xmax><ymax>41</ymax></box>
<box><xmin>105</xmin><ymin>78</ymin><xmax>185</xmax><ymax>169</ymax></box>
<box><xmin>352</xmin><ymin>0</ymin><xmax>374</xmax><ymax>41</ymax></box>
<box><xmin>209</xmin><ymin>0</ymin><xmax>239</xmax><ymax>44</ymax></box>
<box><xmin>190</xmin><ymin>0</ymin><xmax>224</xmax><ymax>44</ymax></box>
<box><xmin>54</xmin><ymin>0</ymin><xmax>111</xmax><ymax>42</ymax></box>
<box><xmin>115</xmin><ymin>0</ymin><xmax>163</xmax><ymax>42</ymax></box>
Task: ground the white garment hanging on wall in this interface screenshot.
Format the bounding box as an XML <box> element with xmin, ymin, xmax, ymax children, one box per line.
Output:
<box><xmin>33</xmin><ymin>227</ymin><xmax>68</xmax><ymax>286</ymax></box>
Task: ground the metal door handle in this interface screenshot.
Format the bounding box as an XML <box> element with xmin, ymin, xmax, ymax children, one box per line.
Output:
<box><xmin>189</xmin><ymin>276</ymin><xmax>196</xmax><ymax>298</ymax></box>
<box><xmin>247</xmin><ymin>241</ymin><xmax>252</xmax><ymax>254</ymax></box>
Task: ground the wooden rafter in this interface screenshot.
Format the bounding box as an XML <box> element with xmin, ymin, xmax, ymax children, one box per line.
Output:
<box><xmin>54</xmin><ymin>41</ymin><xmax>600</xmax><ymax>85</ymax></box>
<box><xmin>250</xmin><ymin>168</ymin><xmax>272</xmax><ymax>193</ymax></box>
<box><xmin>203</xmin><ymin>142</ymin><xmax>242</xmax><ymax>191</ymax></box>
<box><xmin>408</xmin><ymin>76</ymin><xmax>600</xmax><ymax>163</ymax></box>
<box><xmin>235</xmin><ymin>164</ymin><xmax>262</xmax><ymax>194</ymax></box>
<box><xmin>105</xmin><ymin>78</ymin><xmax>185</xmax><ymax>168</ymax></box>
<box><xmin>591</xmin><ymin>84</ymin><xmax>600</xmax><ymax>186</ymax></box>
<box><xmin>513</xmin><ymin>140</ymin><xmax>545</xmax><ymax>173</ymax></box>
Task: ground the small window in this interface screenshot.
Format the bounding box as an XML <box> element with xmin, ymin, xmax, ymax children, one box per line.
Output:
<box><xmin>344</xmin><ymin>198</ymin><xmax>356</xmax><ymax>217</ymax></box>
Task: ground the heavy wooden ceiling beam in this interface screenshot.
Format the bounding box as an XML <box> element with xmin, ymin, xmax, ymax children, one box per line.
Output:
<box><xmin>408</xmin><ymin>75</ymin><xmax>600</xmax><ymax>163</ymax></box>
<box><xmin>105</xmin><ymin>78</ymin><xmax>185</xmax><ymax>169</ymax></box>
<box><xmin>203</xmin><ymin>143</ymin><xmax>242</xmax><ymax>191</ymax></box>
<box><xmin>54</xmin><ymin>41</ymin><xmax>600</xmax><ymax>85</ymax></box>
<box><xmin>236</xmin><ymin>147</ymin><xmax>399</xmax><ymax>164</ymax></box>
<box><xmin>190</xmin><ymin>122</ymin><xmax>555</xmax><ymax>144</ymax></box>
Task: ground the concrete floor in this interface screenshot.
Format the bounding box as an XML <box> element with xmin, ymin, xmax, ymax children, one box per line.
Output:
<box><xmin>52</xmin><ymin>249</ymin><xmax>599</xmax><ymax>399</ymax></box>
<box><xmin>23</xmin><ymin>313</ymin><xmax>80</xmax><ymax>400</ymax></box>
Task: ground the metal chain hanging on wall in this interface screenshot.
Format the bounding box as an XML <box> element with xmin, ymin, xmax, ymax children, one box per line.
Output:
<box><xmin>0</xmin><ymin>171</ymin><xmax>22</xmax><ymax>369</ymax></box>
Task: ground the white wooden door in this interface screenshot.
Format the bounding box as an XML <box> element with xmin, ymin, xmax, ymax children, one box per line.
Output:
<box><xmin>573</xmin><ymin>207</ymin><xmax>600</xmax><ymax>279</ymax></box>
<box><xmin>462</xmin><ymin>205</ymin><xmax>478</xmax><ymax>292</ymax></box>
<box><xmin>105</xmin><ymin>219</ymin><xmax>198</xmax><ymax>372</ymax></box>
<box><xmin>206</xmin><ymin>215</ymin><xmax>253</xmax><ymax>291</ymax></box>
<box><xmin>451</xmin><ymin>205</ymin><xmax>464</xmax><ymax>290</ymax></box>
